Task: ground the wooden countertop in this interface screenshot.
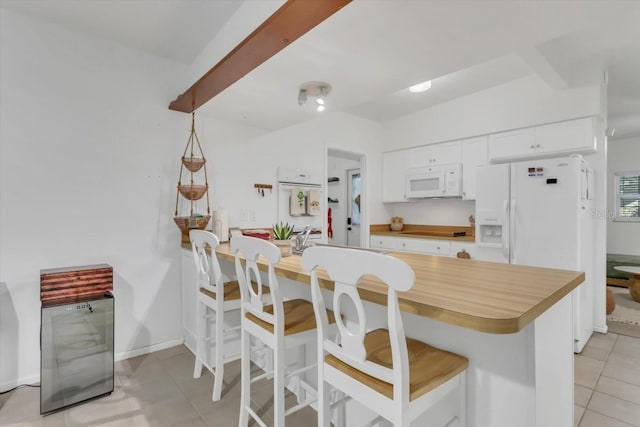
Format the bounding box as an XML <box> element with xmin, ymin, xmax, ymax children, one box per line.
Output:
<box><xmin>370</xmin><ymin>230</ymin><xmax>476</xmax><ymax>243</ymax></box>
<box><xmin>370</xmin><ymin>224</ymin><xmax>475</xmax><ymax>242</ymax></box>
<box><xmin>198</xmin><ymin>242</ymin><xmax>583</xmax><ymax>335</ymax></box>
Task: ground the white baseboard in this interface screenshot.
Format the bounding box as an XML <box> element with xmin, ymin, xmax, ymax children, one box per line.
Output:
<box><xmin>114</xmin><ymin>338</ymin><xmax>185</xmax><ymax>362</ymax></box>
<box><xmin>0</xmin><ymin>374</ymin><xmax>40</xmax><ymax>393</ymax></box>
<box><xmin>594</xmin><ymin>325</ymin><xmax>608</xmax><ymax>334</ymax></box>
<box><xmin>182</xmin><ymin>327</ymin><xmax>196</xmax><ymax>355</ymax></box>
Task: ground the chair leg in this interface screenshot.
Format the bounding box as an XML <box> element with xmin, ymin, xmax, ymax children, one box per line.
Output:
<box><xmin>332</xmin><ymin>389</ymin><xmax>346</xmax><ymax>427</ymax></box>
<box><xmin>273</xmin><ymin>338</ymin><xmax>285</xmax><ymax>427</ymax></box>
<box><xmin>193</xmin><ymin>300</ymin><xmax>204</xmax><ymax>379</ymax></box>
<box><xmin>317</xmin><ymin>378</ymin><xmax>331</xmax><ymax>427</ymax></box>
<box><xmin>212</xmin><ymin>305</ymin><xmax>224</xmax><ymax>402</ymax></box>
<box><xmin>238</xmin><ymin>327</ymin><xmax>251</xmax><ymax>427</ymax></box>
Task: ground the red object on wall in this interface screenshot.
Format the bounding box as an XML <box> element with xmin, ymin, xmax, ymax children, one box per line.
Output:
<box><xmin>328</xmin><ymin>208</ymin><xmax>333</xmax><ymax>238</ymax></box>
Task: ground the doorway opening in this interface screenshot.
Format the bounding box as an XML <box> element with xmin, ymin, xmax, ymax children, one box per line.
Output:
<box><xmin>327</xmin><ymin>149</ymin><xmax>366</xmax><ymax>248</ymax></box>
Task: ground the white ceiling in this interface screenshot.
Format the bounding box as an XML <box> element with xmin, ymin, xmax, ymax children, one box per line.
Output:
<box><xmin>0</xmin><ymin>0</ymin><xmax>242</xmax><ymax>64</ymax></box>
<box><xmin>3</xmin><ymin>0</ymin><xmax>640</xmax><ymax>139</ymax></box>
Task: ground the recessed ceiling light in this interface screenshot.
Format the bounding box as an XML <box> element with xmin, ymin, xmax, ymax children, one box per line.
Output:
<box><xmin>409</xmin><ymin>80</ymin><xmax>432</xmax><ymax>93</ymax></box>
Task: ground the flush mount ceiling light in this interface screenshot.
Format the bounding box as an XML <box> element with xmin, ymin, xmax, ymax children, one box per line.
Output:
<box><xmin>408</xmin><ymin>80</ymin><xmax>432</xmax><ymax>93</ymax></box>
<box><xmin>298</xmin><ymin>81</ymin><xmax>332</xmax><ymax>112</ymax></box>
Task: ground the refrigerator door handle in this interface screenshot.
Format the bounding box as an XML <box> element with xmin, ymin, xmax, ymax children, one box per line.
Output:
<box><xmin>510</xmin><ymin>198</ymin><xmax>516</xmax><ymax>263</ymax></box>
<box><xmin>502</xmin><ymin>199</ymin><xmax>509</xmax><ymax>259</ymax></box>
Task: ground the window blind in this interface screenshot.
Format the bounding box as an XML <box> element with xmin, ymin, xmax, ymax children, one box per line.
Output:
<box><xmin>616</xmin><ymin>172</ymin><xmax>640</xmax><ymax>220</ymax></box>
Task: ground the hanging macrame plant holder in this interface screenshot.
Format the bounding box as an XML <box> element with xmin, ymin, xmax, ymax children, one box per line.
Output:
<box><xmin>174</xmin><ymin>112</ymin><xmax>211</xmax><ymax>235</ymax></box>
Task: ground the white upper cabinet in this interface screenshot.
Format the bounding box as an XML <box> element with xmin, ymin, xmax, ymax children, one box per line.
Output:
<box><xmin>461</xmin><ymin>136</ymin><xmax>488</xmax><ymax>200</ymax></box>
<box><xmin>488</xmin><ymin>128</ymin><xmax>535</xmax><ymax>162</ymax></box>
<box><xmin>534</xmin><ymin>117</ymin><xmax>596</xmax><ymax>155</ymax></box>
<box><xmin>382</xmin><ymin>150</ymin><xmax>409</xmax><ymax>203</ymax></box>
<box><xmin>408</xmin><ymin>141</ymin><xmax>461</xmax><ymax>168</ymax></box>
<box><xmin>488</xmin><ymin>117</ymin><xmax>596</xmax><ymax>163</ymax></box>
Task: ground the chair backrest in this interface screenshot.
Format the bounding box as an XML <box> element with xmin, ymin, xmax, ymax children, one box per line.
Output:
<box><xmin>231</xmin><ymin>236</ymin><xmax>282</xmax><ymax>331</ymax></box>
<box><xmin>303</xmin><ymin>246</ymin><xmax>415</xmax><ymax>402</ymax></box>
<box><xmin>190</xmin><ymin>230</ymin><xmax>223</xmax><ymax>294</ymax></box>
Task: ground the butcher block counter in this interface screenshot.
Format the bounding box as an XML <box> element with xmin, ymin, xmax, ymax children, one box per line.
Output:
<box><xmin>369</xmin><ymin>223</ymin><xmax>476</xmax><ymax>242</ymax></box>
<box><xmin>211</xmin><ymin>242</ymin><xmax>583</xmax><ymax>334</ymax></box>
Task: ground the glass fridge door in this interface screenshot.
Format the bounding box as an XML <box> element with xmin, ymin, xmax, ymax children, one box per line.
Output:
<box><xmin>41</xmin><ymin>294</ymin><xmax>114</xmax><ymax>414</ymax></box>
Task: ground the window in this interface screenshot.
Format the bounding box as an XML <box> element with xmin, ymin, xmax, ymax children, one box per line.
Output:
<box><xmin>615</xmin><ymin>171</ymin><xmax>640</xmax><ymax>221</ymax></box>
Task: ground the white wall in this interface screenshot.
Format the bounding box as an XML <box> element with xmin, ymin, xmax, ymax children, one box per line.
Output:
<box><xmin>607</xmin><ymin>136</ymin><xmax>640</xmax><ymax>256</ymax></box>
<box><xmin>387</xmin><ymin>199</ymin><xmax>476</xmax><ymax>227</ymax></box>
<box><xmin>199</xmin><ymin>112</ymin><xmax>384</xmax><ymax>234</ymax></box>
<box><xmin>382</xmin><ymin>75</ymin><xmax>602</xmax><ymax>151</ymax></box>
<box><xmin>0</xmin><ymin>9</ymin><xmax>210</xmax><ymax>389</ymax></box>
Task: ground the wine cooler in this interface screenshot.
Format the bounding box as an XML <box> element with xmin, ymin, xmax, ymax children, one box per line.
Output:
<box><xmin>40</xmin><ymin>265</ymin><xmax>114</xmax><ymax>414</ymax></box>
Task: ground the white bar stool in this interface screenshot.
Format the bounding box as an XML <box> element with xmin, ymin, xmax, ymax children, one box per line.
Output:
<box><xmin>232</xmin><ymin>235</ymin><xmax>336</xmax><ymax>427</ymax></box>
<box><xmin>190</xmin><ymin>230</ymin><xmax>269</xmax><ymax>402</ymax></box>
<box><xmin>303</xmin><ymin>245</ymin><xmax>469</xmax><ymax>427</ymax></box>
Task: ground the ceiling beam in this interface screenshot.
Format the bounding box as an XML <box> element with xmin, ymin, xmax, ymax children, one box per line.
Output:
<box><xmin>169</xmin><ymin>0</ymin><xmax>352</xmax><ymax>113</ymax></box>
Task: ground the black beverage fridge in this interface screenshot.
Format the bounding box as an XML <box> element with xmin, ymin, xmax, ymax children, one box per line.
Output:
<box><xmin>40</xmin><ymin>293</ymin><xmax>114</xmax><ymax>414</ymax></box>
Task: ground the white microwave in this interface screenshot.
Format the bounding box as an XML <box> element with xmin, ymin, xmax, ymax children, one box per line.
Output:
<box><xmin>405</xmin><ymin>164</ymin><xmax>462</xmax><ymax>198</ymax></box>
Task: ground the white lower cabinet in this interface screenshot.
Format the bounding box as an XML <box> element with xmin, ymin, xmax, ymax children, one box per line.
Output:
<box><xmin>397</xmin><ymin>237</ymin><xmax>450</xmax><ymax>255</ymax></box>
<box><xmin>370</xmin><ymin>235</ymin><xmax>397</xmax><ymax>250</ymax></box>
<box><xmin>450</xmin><ymin>242</ymin><xmax>477</xmax><ymax>259</ymax></box>
<box><xmin>371</xmin><ymin>235</ymin><xmax>479</xmax><ymax>258</ymax></box>
<box><xmin>371</xmin><ymin>235</ymin><xmax>450</xmax><ymax>256</ymax></box>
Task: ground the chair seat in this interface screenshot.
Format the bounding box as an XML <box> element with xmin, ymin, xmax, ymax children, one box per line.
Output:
<box><xmin>246</xmin><ymin>298</ymin><xmax>335</xmax><ymax>336</ymax></box>
<box><xmin>200</xmin><ymin>280</ymin><xmax>268</xmax><ymax>301</ymax></box>
<box><xmin>326</xmin><ymin>328</ymin><xmax>468</xmax><ymax>401</ymax></box>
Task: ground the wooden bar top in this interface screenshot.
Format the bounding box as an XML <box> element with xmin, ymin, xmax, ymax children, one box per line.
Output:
<box><xmin>192</xmin><ymin>242</ymin><xmax>584</xmax><ymax>334</ymax></box>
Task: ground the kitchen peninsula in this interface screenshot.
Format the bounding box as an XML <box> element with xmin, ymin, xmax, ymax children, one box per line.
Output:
<box><xmin>182</xmin><ymin>241</ymin><xmax>584</xmax><ymax>426</ymax></box>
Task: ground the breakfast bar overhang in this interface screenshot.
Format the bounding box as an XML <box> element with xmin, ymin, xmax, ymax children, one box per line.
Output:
<box><xmin>182</xmin><ymin>242</ymin><xmax>585</xmax><ymax>427</ymax></box>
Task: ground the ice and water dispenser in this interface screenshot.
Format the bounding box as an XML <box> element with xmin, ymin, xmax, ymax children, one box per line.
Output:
<box><xmin>476</xmin><ymin>211</ymin><xmax>505</xmax><ymax>246</ymax></box>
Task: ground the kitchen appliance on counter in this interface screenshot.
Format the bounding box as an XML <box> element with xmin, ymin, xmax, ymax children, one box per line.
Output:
<box><xmin>405</xmin><ymin>163</ymin><xmax>461</xmax><ymax>198</ymax></box>
<box><xmin>40</xmin><ymin>264</ymin><xmax>114</xmax><ymax>414</ymax></box>
<box><xmin>277</xmin><ymin>168</ymin><xmax>324</xmax><ymax>240</ymax></box>
<box><xmin>475</xmin><ymin>155</ymin><xmax>594</xmax><ymax>352</ymax></box>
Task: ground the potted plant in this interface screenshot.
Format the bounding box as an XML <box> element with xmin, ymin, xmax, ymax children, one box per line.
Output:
<box><xmin>272</xmin><ymin>222</ymin><xmax>294</xmax><ymax>257</ymax></box>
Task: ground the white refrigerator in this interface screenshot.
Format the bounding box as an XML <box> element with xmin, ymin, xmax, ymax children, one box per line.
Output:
<box><xmin>475</xmin><ymin>155</ymin><xmax>595</xmax><ymax>353</ymax></box>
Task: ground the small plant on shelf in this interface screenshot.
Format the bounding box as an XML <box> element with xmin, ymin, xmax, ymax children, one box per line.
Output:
<box><xmin>272</xmin><ymin>222</ymin><xmax>294</xmax><ymax>257</ymax></box>
<box><xmin>273</xmin><ymin>222</ymin><xmax>294</xmax><ymax>240</ymax></box>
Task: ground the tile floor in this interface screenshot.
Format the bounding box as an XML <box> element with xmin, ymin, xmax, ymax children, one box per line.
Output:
<box><xmin>1</xmin><ymin>331</ymin><xmax>639</xmax><ymax>426</ymax></box>
<box><xmin>0</xmin><ymin>345</ymin><xmax>315</xmax><ymax>427</ymax></box>
<box><xmin>574</xmin><ymin>330</ymin><xmax>640</xmax><ymax>427</ymax></box>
